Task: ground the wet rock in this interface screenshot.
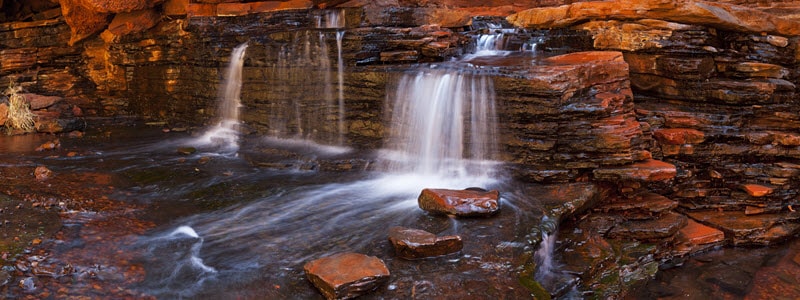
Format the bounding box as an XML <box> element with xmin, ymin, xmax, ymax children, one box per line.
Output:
<box><xmin>35</xmin><ymin>139</ymin><xmax>60</xmax><ymax>151</ymax></box>
<box><xmin>34</xmin><ymin>166</ymin><xmax>52</xmax><ymax>181</ymax></box>
<box><xmin>387</xmin><ymin>226</ymin><xmax>462</xmax><ymax>259</ymax></box>
<box><xmin>593</xmin><ymin>159</ymin><xmax>677</xmax><ymax>182</ymax></box>
<box><xmin>304</xmin><ymin>252</ymin><xmax>390</xmax><ymax>300</ymax></box>
<box><xmin>741</xmin><ymin>184</ymin><xmax>773</xmax><ymax>197</ymax></box>
<box><xmin>673</xmin><ymin>219</ymin><xmax>725</xmax><ymax>257</ymax></box>
<box><xmin>687</xmin><ymin>211</ymin><xmax>800</xmax><ymax>245</ymax></box>
<box><xmin>608</xmin><ymin>211</ymin><xmax>688</xmax><ymax>241</ymax></box>
<box><xmin>177</xmin><ymin>147</ymin><xmax>196</xmax><ymax>155</ymax></box>
<box><xmin>418</xmin><ymin>188</ymin><xmax>499</xmax><ymax>217</ymax></box>
<box><xmin>600</xmin><ymin>192</ymin><xmax>678</xmax><ymax>220</ymax></box>
<box><xmin>653</xmin><ymin>128</ymin><xmax>704</xmax><ymax>145</ymax></box>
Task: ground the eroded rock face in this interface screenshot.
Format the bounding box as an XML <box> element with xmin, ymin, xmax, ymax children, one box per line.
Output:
<box><xmin>507</xmin><ymin>0</ymin><xmax>800</xmax><ymax>36</ymax></box>
<box><xmin>304</xmin><ymin>252</ymin><xmax>390</xmax><ymax>300</ymax></box>
<box><xmin>418</xmin><ymin>188</ymin><xmax>500</xmax><ymax>217</ymax></box>
<box><xmin>388</xmin><ymin>226</ymin><xmax>463</xmax><ymax>259</ymax></box>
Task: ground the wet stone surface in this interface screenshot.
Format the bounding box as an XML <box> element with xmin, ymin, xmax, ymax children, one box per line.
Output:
<box><xmin>304</xmin><ymin>252</ymin><xmax>390</xmax><ymax>300</ymax></box>
<box><xmin>387</xmin><ymin>226</ymin><xmax>463</xmax><ymax>260</ymax></box>
<box><xmin>418</xmin><ymin>188</ymin><xmax>500</xmax><ymax>217</ymax></box>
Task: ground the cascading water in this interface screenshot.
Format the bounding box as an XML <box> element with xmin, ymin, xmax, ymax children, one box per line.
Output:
<box><xmin>193</xmin><ymin>42</ymin><xmax>248</xmax><ymax>153</ymax></box>
<box><xmin>383</xmin><ymin>67</ymin><xmax>498</xmax><ymax>178</ymax></box>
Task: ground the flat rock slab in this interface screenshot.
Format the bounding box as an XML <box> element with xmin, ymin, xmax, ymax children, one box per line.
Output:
<box><xmin>608</xmin><ymin>211</ymin><xmax>688</xmax><ymax>240</ymax></box>
<box><xmin>388</xmin><ymin>226</ymin><xmax>463</xmax><ymax>259</ymax></box>
<box><xmin>600</xmin><ymin>192</ymin><xmax>678</xmax><ymax>220</ymax></box>
<box><xmin>593</xmin><ymin>159</ymin><xmax>677</xmax><ymax>182</ymax></box>
<box><xmin>418</xmin><ymin>188</ymin><xmax>500</xmax><ymax>217</ymax></box>
<box><xmin>304</xmin><ymin>253</ymin><xmax>390</xmax><ymax>300</ymax></box>
<box><xmin>687</xmin><ymin>210</ymin><xmax>800</xmax><ymax>245</ymax></box>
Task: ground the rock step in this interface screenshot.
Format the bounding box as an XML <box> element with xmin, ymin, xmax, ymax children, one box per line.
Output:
<box><xmin>418</xmin><ymin>188</ymin><xmax>500</xmax><ymax>217</ymax></box>
<box><xmin>304</xmin><ymin>253</ymin><xmax>390</xmax><ymax>300</ymax></box>
<box><xmin>599</xmin><ymin>192</ymin><xmax>678</xmax><ymax>220</ymax></box>
<box><xmin>388</xmin><ymin>226</ymin><xmax>462</xmax><ymax>260</ymax></box>
<box><xmin>672</xmin><ymin>219</ymin><xmax>725</xmax><ymax>257</ymax></box>
<box><xmin>593</xmin><ymin>159</ymin><xmax>677</xmax><ymax>182</ymax></box>
<box><xmin>608</xmin><ymin>211</ymin><xmax>688</xmax><ymax>240</ymax></box>
<box><xmin>686</xmin><ymin>210</ymin><xmax>800</xmax><ymax>246</ymax></box>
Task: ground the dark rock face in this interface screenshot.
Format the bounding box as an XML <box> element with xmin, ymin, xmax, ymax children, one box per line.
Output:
<box><xmin>418</xmin><ymin>188</ymin><xmax>500</xmax><ymax>217</ymax></box>
<box><xmin>303</xmin><ymin>252</ymin><xmax>390</xmax><ymax>300</ymax></box>
<box><xmin>387</xmin><ymin>226</ymin><xmax>463</xmax><ymax>259</ymax></box>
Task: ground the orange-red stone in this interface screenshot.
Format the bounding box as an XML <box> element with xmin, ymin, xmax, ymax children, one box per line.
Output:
<box><xmin>742</xmin><ymin>184</ymin><xmax>773</xmax><ymax>197</ymax></box>
<box><xmin>593</xmin><ymin>159</ymin><xmax>677</xmax><ymax>182</ymax></box>
<box><xmin>304</xmin><ymin>253</ymin><xmax>390</xmax><ymax>300</ymax></box>
<box><xmin>680</xmin><ymin>219</ymin><xmax>724</xmax><ymax>245</ymax></box>
<box><xmin>653</xmin><ymin>128</ymin><xmax>705</xmax><ymax>145</ymax></box>
<box><xmin>418</xmin><ymin>188</ymin><xmax>500</xmax><ymax>217</ymax></box>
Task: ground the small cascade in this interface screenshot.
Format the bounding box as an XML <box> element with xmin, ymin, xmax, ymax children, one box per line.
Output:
<box><xmin>384</xmin><ymin>67</ymin><xmax>498</xmax><ymax>178</ymax></box>
<box><xmin>534</xmin><ymin>216</ymin><xmax>558</xmax><ymax>281</ymax></box>
<box><xmin>259</xmin><ymin>10</ymin><xmax>348</xmax><ymax>146</ymax></box>
<box><xmin>194</xmin><ymin>42</ymin><xmax>248</xmax><ymax>153</ymax></box>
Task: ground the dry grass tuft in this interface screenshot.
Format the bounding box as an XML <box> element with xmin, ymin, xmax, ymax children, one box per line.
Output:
<box><xmin>3</xmin><ymin>82</ymin><xmax>36</xmax><ymax>133</ymax></box>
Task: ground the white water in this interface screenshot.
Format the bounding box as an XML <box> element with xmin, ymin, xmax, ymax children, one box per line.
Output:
<box><xmin>384</xmin><ymin>67</ymin><xmax>499</xmax><ymax>177</ymax></box>
<box><xmin>193</xmin><ymin>42</ymin><xmax>248</xmax><ymax>153</ymax></box>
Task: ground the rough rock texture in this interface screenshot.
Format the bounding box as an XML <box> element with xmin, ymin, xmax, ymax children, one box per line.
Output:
<box><xmin>418</xmin><ymin>188</ymin><xmax>500</xmax><ymax>217</ymax></box>
<box><xmin>507</xmin><ymin>0</ymin><xmax>800</xmax><ymax>36</ymax></box>
<box><xmin>388</xmin><ymin>226</ymin><xmax>463</xmax><ymax>259</ymax></box>
<box><xmin>304</xmin><ymin>252</ymin><xmax>390</xmax><ymax>300</ymax></box>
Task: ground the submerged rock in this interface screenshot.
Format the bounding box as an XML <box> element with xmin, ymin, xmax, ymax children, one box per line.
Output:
<box><xmin>34</xmin><ymin>166</ymin><xmax>52</xmax><ymax>181</ymax></box>
<box><xmin>388</xmin><ymin>226</ymin><xmax>462</xmax><ymax>259</ymax></box>
<box><xmin>304</xmin><ymin>252</ymin><xmax>390</xmax><ymax>300</ymax></box>
<box><xmin>418</xmin><ymin>188</ymin><xmax>499</xmax><ymax>217</ymax></box>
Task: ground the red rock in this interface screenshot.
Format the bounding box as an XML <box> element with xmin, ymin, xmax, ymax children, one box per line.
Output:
<box><xmin>0</xmin><ymin>103</ymin><xmax>8</xmax><ymax>126</ymax></box>
<box><xmin>35</xmin><ymin>139</ymin><xmax>61</xmax><ymax>151</ymax></box>
<box><xmin>34</xmin><ymin>166</ymin><xmax>53</xmax><ymax>181</ymax></box>
<box><xmin>20</xmin><ymin>93</ymin><xmax>62</xmax><ymax>110</ymax></box>
<box><xmin>380</xmin><ymin>50</ymin><xmax>419</xmax><ymax>63</ymax></box>
<box><xmin>58</xmin><ymin>0</ymin><xmax>111</xmax><ymax>45</ymax></box>
<box><xmin>608</xmin><ymin>211</ymin><xmax>688</xmax><ymax>240</ymax></box>
<box><xmin>680</xmin><ymin>219</ymin><xmax>724</xmax><ymax>245</ymax></box>
<box><xmin>601</xmin><ymin>192</ymin><xmax>677</xmax><ymax>220</ymax></box>
<box><xmin>507</xmin><ymin>0</ymin><xmax>800</xmax><ymax>36</ymax></box>
<box><xmin>653</xmin><ymin>128</ymin><xmax>705</xmax><ymax>145</ymax></box>
<box><xmin>76</xmin><ymin>0</ymin><xmax>165</xmax><ymax>13</ymax></box>
<box><xmin>418</xmin><ymin>188</ymin><xmax>500</xmax><ymax>217</ymax></box>
<box><xmin>388</xmin><ymin>226</ymin><xmax>462</xmax><ymax>259</ymax></box>
<box><xmin>163</xmin><ymin>0</ymin><xmax>188</xmax><ymax>16</ymax></box>
<box><xmin>745</xmin><ymin>206</ymin><xmax>767</xmax><ymax>215</ymax></box>
<box><xmin>107</xmin><ymin>9</ymin><xmax>160</xmax><ymax>36</ymax></box>
<box><xmin>304</xmin><ymin>253</ymin><xmax>390</xmax><ymax>300</ymax></box>
<box><xmin>593</xmin><ymin>159</ymin><xmax>677</xmax><ymax>182</ymax></box>
<box><xmin>186</xmin><ymin>3</ymin><xmax>216</xmax><ymax>17</ymax></box>
<box><xmin>250</xmin><ymin>1</ymin><xmax>281</xmax><ymax>13</ymax></box>
<box><xmin>217</xmin><ymin>2</ymin><xmax>250</xmax><ymax>16</ymax></box>
<box><xmin>687</xmin><ymin>210</ymin><xmax>800</xmax><ymax>245</ymax></box>
<box><xmin>741</xmin><ymin>184</ymin><xmax>773</xmax><ymax>197</ymax></box>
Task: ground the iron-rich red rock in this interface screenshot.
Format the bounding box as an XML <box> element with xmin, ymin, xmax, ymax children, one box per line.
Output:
<box><xmin>600</xmin><ymin>192</ymin><xmax>678</xmax><ymax>220</ymax></box>
<box><xmin>593</xmin><ymin>159</ymin><xmax>677</xmax><ymax>182</ymax></box>
<box><xmin>106</xmin><ymin>9</ymin><xmax>160</xmax><ymax>36</ymax></box>
<box><xmin>20</xmin><ymin>93</ymin><xmax>61</xmax><ymax>110</ymax></box>
<box><xmin>34</xmin><ymin>166</ymin><xmax>52</xmax><ymax>181</ymax></box>
<box><xmin>418</xmin><ymin>188</ymin><xmax>499</xmax><ymax>217</ymax></box>
<box><xmin>687</xmin><ymin>210</ymin><xmax>800</xmax><ymax>245</ymax></box>
<box><xmin>607</xmin><ymin>211</ymin><xmax>688</xmax><ymax>240</ymax></box>
<box><xmin>304</xmin><ymin>252</ymin><xmax>390</xmax><ymax>300</ymax></box>
<box><xmin>388</xmin><ymin>226</ymin><xmax>462</xmax><ymax>259</ymax></box>
<box><xmin>741</xmin><ymin>184</ymin><xmax>774</xmax><ymax>197</ymax></box>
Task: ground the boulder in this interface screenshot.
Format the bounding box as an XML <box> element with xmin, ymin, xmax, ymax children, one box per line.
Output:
<box><xmin>388</xmin><ymin>226</ymin><xmax>462</xmax><ymax>259</ymax></box>
<box><xmin>58</xmin><ymin>0</ymin><xmax>111</xmax><ymax>45</ymax></box>
<box><xmin>304</xmin><ymin>252</ymin><xmax>390</xmax><ymax>300</ymax></box>
<box><xmin>34</xmin><ymin>166</ymin><xmax>52</xmax><ymax>181</ymax></box>
<box><xmin>418</xmin><ymin>188</ymin><xmax>500</xmax><ymax>217</ymax></box>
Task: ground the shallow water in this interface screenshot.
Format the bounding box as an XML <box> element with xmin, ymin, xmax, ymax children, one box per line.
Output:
<box><xmin>0</xmin><ymin>126</ymin><xmax>551</xmax><ymax>299</ymax></box>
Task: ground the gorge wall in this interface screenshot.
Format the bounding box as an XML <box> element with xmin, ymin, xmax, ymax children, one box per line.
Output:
<box><xmin>1</xmin><ymin>0</ymin><xmax>800</xmax><ymax>297</ymax></box>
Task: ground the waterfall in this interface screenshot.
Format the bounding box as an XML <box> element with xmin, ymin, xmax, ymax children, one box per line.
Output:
<box><xmin>336</xmin><ymin>30</ymin><xmax>346</xmax><ymax>145</ymax></box>
<box><xmin>384</xmin><ymin>67</ymin><xmax>498</xmax><ymax>178</ymax></box>
<box><xmin>534</xmin><ymin>216</ymin><xmax>558</xmax><ymax>281</ymax></box>
<box><xmin>194</xmin><ymin>42</ymin><xmax>248</xmax><ymax>153</ymax></box>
